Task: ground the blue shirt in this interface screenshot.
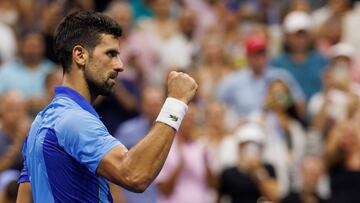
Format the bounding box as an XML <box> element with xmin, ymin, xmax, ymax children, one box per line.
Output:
<box><xmin>0</xmin><ymin>58</ymin><xmax>54</xmax><ymax>98</ymax></box>
<box><xmin>18</xmin><ymin>86</ymin><xmax>121</xmax><ymax>203</ymax></box>
<box><xmin>216</xmin><ymin>67</ymin><xmax>305</xmax><ymax>119</ymax></box>
<box><xmin>271</xmin><ymin>51</ymin><xmax>328</xmax><ymax>100</ymax></box>
<box><xmin>114</xmin><ymin>116</ymin><xmax>158</xmax><ymax>203</ymax></box>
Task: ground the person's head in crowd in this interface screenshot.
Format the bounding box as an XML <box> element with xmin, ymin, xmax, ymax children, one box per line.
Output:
<box><xmin>300</xmin><ymin>156</ymin><xmax>324</xmax><ymax>193</ymax></box>
<box><xmin>0</xmin><ymin>91</ymin><xmax>27</xmax><ymax>132</ymax></box>
<box><xmin>328</xmin><ymin>0</ymin><xmax>352</xmax><ymax>15</ymax></box>
<box><xmin>41</xmin><ymin>2</ymin><xmax>64</xmax><ymax>35</ymax></box>
<box><xmin>235</xmin><ymin>123</ymin><xmax>266</xmax><ymax>169</ymax></box>
<box><xmin>19</xmin><ymin>31</ymin><xmax>45</xmax><ymax>68</ymax></box>
<box><xmin>0</xmin><ymin>0</ymin><xmax>19</xmax><ymax>26</ymax></box>
<box><xmin>64</xmin><ymin>0</ymin><xmax>95</xmax><ymax>14</ymax></box>
<box><xmin>322</xmin><ymin>43</ymin><xmax>355</xmax><ymax>91</ymax></box>
<box><xmin>223</xmin><ymin>10</ymin><xmax>239</xmax><ymax>32</ymax></box>
<box><xmin>245</xmin><ymin>35</ymin><xmax>268</xmax><ymax>76</ymax></box>
<box><xmin>283</xmin><ymin>11</ymin><xmax>313</xmax><ymax>54</ymax></box>
<box><xmin>45</xmin><ymin>68</ymin><xmax>63</xmax><ymax>100</ymax></box>
<box><xmin>265</xmin><ymin>79</ymin><xmax>303</xmax><ymax>122</ymax></box>
<box><xmin>140</xmin><ymin>85</ymin><xmax>165</xmax><ymax>122</ymax></box>
<box><xmin>202</xmin><ymin>37</ymin><xmax>227</xmax><ymax>66</ymax></box>
<box><xmin>318</xmin><ymin>15</ymin><xmax>343</xmax><ymax>46</ymax></box>
<box><xmin>330</xmin><ymin>42</ymin><xmax>355</xmax><ymax>70</ymax></box>
<box><xmin>178</xmin><ymin>7</ymin><xmax>197</xmax><ymax>40</ymax></box>
<box><xmin>151</xmin><ymin>0</ymin><xmax>171</xmax><ymax>19</ymax></box>
<box><xmin>265</xmin><ymin>79</ymin><xmax>294</xmax><ymax>112</ymax></box>
<box><xmin>205</xmin><ymin>101</ymin><xmax>227</xmax><ymax>135</ymax></box>
<box><xmin>105</xmin><ymin>1</ymin><xmax>133</xmax><ymax>35</ymax></box>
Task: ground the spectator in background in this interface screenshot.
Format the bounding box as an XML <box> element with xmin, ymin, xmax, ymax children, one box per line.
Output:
<box><xmin>156</xmin><ymin>105</ymin><xmax>213</xmax><ymax>203</ymax></box>
<box><xmin>250</xmin><ymin>79</ymin><xmax>306</xmax><ymax>196</ymax></box>
<box><xmin>200</xmin><ymin>101</ymin><xmax>231</xmax><ymax>175</ymax></box>
<box><xmin>315</xmin><ymin>15</ymin><xmax>343</xmax><ymax>58</ymax></box>
<box><xmin>197</xmin><ymin>37</ymin><xmax>232</xmax><ymax>105</ymax></box>
<box><xmin>325</xmin><ymin>42</ymin><xmax>360</xmax><ymax>85</ymax></box>
<box><xmin>216</xmin><ymin>35</ymin><xmax>305</xmax><ymax>126</ymax></box>
<box><xmin>44</xmin><ymin>68</ymin><xmax>62</xmax><ymax>102</ymax></box>
<box><xmin>105</xmin><ymin>1</ymin><xmax>156</xmax><ymax>87</ymax></box>
<box><xmin>271</xmin><ymin>11</ymin><xmax>328</xmax><ymax>100</ymax></box>
<box><xmin>155</xmin><ymin>6</ymin><xmax>199</xmax><ymax>76</ymax></box>
<box><xmin>312</xmin><ymin>0</ymin><xmax>352</xmax><ymax>30</ymax></box>
<box><xmin>114</xmin><ymin>86</ymin><xmax>165</xmax><ymax>203</ymax></box>
<box><xmin>281</xmin><ymin>156</ymin><xmax>327</xmax><ymax>203</ymax></box>
<box><xmin>308</xmin><ymin>43</ymin><xmax>357</xmax><ymax>137</ymax></box>
<box><xmin>0</xmin><ymin>31</ymin><xmax>54</xmax><ymax>113</ymax></box>
<box><xmin>0</xmin><ymin>91</ymin><xmax>30</xmax><ymax>172</ymax></box>
<box><xmin>220</xmin><ymin>10</ymin><xmax>245</xmax><ymax>68</ymax></box>
<box><xmin>325</xmin><ymin>117</ymin><xmax>360</xmax><ymax>203</ymax></box>
<box><xmin>40</xmin><ymin>2</ymin><xmax>64</xmax><ymax>64</ymax></box>
<box><xmin>0</xmin><ymin>22</ymin><xmax>16</xmax><ymax>65</ymax></box>
<box><xmin>217</xmin><ymin>123</ymin><xmax>279</xmax><ymax>203</ymax></box>
<box><xmin>136</xmin><ymin>0</ymin><xmax>180</xmax><ymax>83</ymax></box>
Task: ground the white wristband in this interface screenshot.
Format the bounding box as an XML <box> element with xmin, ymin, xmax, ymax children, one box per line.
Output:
<box><xmin>156</xmin><ymin>97</ymin><xmax>188</xmax><ymax>131</ymax></box>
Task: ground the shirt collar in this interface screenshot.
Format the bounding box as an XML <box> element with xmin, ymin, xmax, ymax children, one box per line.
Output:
<box><xmin>54</xmin><ymin>86</ymin><xmax>99</xmax><ymax>118</ymax></box>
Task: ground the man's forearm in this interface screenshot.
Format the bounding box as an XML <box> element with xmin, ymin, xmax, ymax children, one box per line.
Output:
<box><xmin>98</xmin><ymin>122</ymin><xmax>176</xmax><ymax>192</ymax></box>
<box><xmin>121</xmin><ymin>122</ymin><xmax>175</xmax><ymax>185</ymax></box>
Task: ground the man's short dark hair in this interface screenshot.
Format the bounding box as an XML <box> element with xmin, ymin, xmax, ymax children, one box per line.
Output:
<box><xmin>54</xmin><ymin>11</ymin><xmax>122</xmax><ymax>73</ymax></box>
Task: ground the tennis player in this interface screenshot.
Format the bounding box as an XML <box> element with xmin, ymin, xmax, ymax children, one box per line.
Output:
<box><xmin>16</xmin><ymin>11</ymin><xmax>197</xmax><ymax>203</ymax></box>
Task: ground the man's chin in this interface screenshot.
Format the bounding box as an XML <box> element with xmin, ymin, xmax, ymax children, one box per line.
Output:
<box><xmin>100</xmin><ymin>85</ymin><xmax>113</xmax><ymax>96</ymax></box>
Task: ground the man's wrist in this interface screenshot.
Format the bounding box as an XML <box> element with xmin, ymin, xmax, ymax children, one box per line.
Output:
<box><xmin>156</xmin><ymin>97</ymin><xmax>188</xmax><ymax>131</ymax></box>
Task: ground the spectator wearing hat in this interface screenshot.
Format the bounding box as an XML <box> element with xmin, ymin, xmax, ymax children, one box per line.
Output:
<box><xmin>329</xmin><ymin>42</ymin><xmax>360</xmax><ymax>85</ymax></box>
<box><xmin>216</xmin><ymin>34</ymin><xmax>305</xmax><ymax>126</ymax></box>
<box><xmin>217</xmin><ymin>122</ymin><xmax>280</xmax><ymax>203</ymax></box>
<box><xmin>308</xmin><ymin>42</ymin><xmax>357</xmax><ymax>137</ymax></box>
<box><xmin>271</xmin><ymin>11</ymin><xmax>328</xmax><ymax>100</ymax></box>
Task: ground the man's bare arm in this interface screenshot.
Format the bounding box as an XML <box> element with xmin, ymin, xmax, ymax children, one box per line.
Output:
<box><xmin>97</xmin><ymin>71</ymin><xmax>197</xmax><ymax>192</ymax></box>
<box><xmin>16</xmin><ymin>183</ymin><xmax>32</xmax><ymax>203</ymax></box>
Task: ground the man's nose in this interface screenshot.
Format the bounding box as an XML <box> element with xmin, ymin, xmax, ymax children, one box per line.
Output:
<box><xmin>114</xmin><ymin>57</ymin><xmax>124</xmax><ymax>72</ymax></box>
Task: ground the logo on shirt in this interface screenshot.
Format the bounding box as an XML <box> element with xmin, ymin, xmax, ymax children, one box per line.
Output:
<box><xmin>169</xmin><ymin>114</ymin><xmax>178</xmax><ymax>122</ymax></box>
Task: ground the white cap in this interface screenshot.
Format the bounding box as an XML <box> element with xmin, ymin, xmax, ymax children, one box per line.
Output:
<box><xmin>330</xmin><ymin>42</ymin><xmax>356</xmax><ymax>59</ymax></box>
<box><xmin>283</xmin><ymin>11</ymin><xmax>312</xmax><ymax>33</ymax></box>
<box><xmin>235</xmin><ymin>123</ymin><xmax>266</xmax><ymax>145</ymax></box>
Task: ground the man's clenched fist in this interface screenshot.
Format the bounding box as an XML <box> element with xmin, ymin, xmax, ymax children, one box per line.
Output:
<box><xmin>167</xmin><ymin>71</ymin><xmax>198</xmax><ymax>104</ymax></box>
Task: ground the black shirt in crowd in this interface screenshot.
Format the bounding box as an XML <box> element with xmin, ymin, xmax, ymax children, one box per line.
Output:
<box><xmin>219</xmin><ymin>164</ymin><xmax>276</xmax><ymax>203</ymax></box>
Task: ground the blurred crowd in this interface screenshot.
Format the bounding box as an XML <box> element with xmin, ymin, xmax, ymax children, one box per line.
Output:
<box><xmin>1</xmin><ymin>0</ymin><xmax>360</xmax><ymax>203</ymax></box>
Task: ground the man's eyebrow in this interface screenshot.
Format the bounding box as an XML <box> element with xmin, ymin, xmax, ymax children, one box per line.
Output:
<box><xmin>105</xmin><ymin>49</ymin><xmax>120</xmax><ymax>54</ymax></box>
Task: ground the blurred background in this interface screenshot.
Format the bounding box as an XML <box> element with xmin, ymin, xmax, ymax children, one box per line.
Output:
<box><xmin>1</xmin><ymin>0</ymin><xmax>360</xmax><ymax>203</ymax></box>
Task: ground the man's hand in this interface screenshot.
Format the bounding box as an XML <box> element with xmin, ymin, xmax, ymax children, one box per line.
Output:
<box><xmin>167</xmin><ymin>71</ymin><xmax>198</xmax><ymax>104</ymax></box>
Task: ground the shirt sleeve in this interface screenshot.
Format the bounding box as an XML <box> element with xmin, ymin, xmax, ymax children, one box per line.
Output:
<box><xmin>18</xmin><ymin>136</ymin><xmax>30</xmax><ymax>184</ymax></box>
<box><xmin>55</xmin><ymin>110</ymin><xmax>122</xmax><ymax>174</ymax></box>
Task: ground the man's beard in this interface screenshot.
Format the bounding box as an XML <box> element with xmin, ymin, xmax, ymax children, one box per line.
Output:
<box><xmin>85</xmin><ymin>72</ymin><xmax>113</xmax><ymax>97</ymax></box>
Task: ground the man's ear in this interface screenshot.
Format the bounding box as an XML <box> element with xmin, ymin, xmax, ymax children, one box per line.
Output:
<box><xmin>72</xmin><ymin>45</ymin><xmax>89</xmax><ymax>68</ymax></box>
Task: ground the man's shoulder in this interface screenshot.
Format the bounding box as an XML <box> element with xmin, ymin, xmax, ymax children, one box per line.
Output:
<box><xmin>53</xmin><ymin>99</ymin><xmax>102</xmax><ymax>134</ymax></box>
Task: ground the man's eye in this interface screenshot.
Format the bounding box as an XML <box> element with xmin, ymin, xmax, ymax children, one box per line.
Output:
<box><xmin>107</xmin><ymin>51</ymin><xmax>118</xmax><ymax>57</ymax></box>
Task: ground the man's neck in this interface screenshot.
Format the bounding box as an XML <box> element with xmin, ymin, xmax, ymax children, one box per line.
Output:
<box><xmin>62</xmin><ymin>71</ymin><xmax>96</xmax><ymax>103</ymax></box>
